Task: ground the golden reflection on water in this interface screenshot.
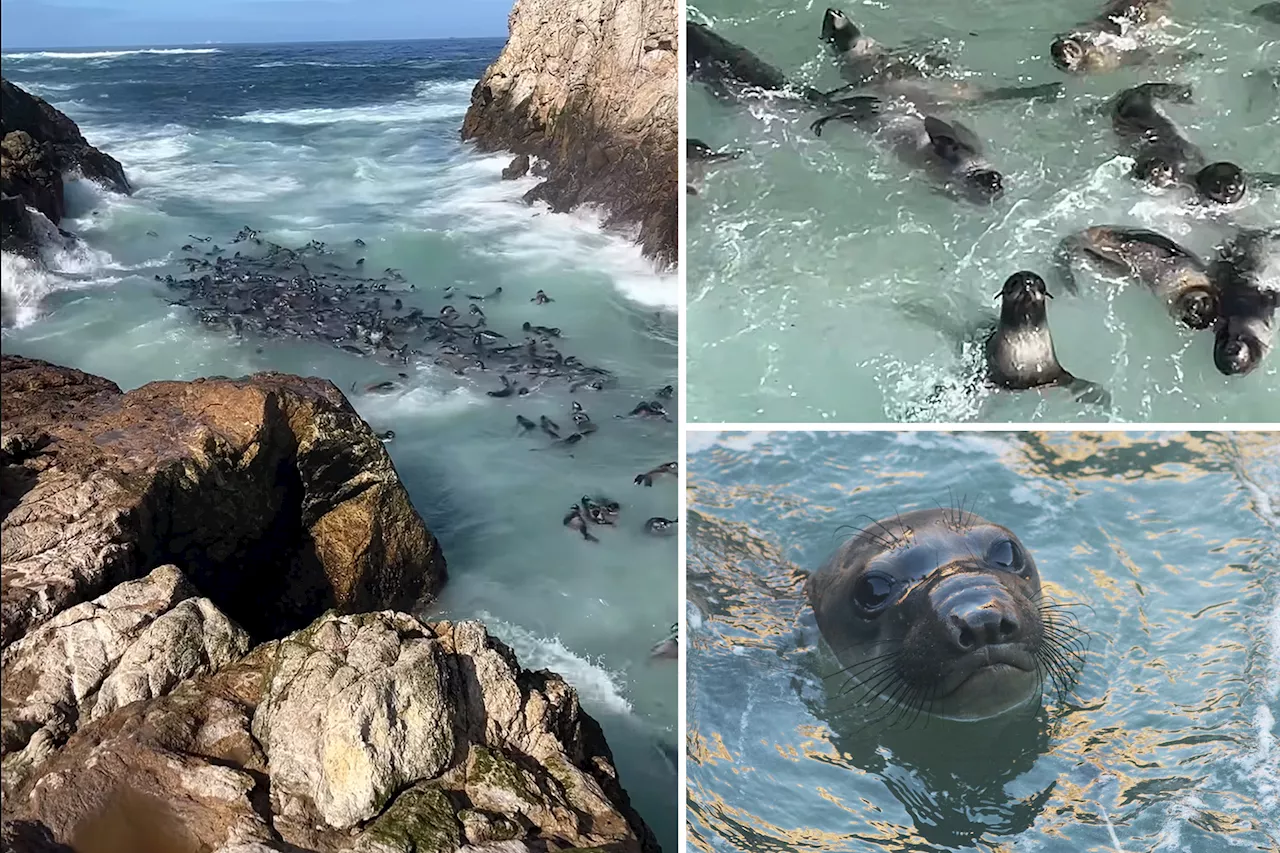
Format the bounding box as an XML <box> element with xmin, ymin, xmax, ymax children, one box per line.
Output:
<box><xmin>687</xmin><ymin>431</ymin><xmax>1279</xmax><ymax>853</ymax></box>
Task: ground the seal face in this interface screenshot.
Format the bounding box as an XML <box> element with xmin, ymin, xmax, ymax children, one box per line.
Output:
<box><xmin>806</xmin><ymin>509</ymin><xmax>1057</xmax><ymax>722</ymax></box>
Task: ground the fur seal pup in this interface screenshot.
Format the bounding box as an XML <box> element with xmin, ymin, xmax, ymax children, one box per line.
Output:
<box><xmin>1051</xmin><ymin>0</ymin><xmax>1172</xmax><ymax>74</ymax></box>
<box><xmin>1254</xmin><ymin>2</ymin><xmax>1280</xmax><ymax>23</ymax></box>
<box><xmin>688</xmin><ymin>20</ymin><xmax>823</xmax><ymax>102</ymax></box>
<box><xmin>820</xmin><ymin>8</ymin><xmax>1062</xmax><ymax>106</ymax></box>
<box><xmin>1211</xmin><ymin>229</ymin><xmax>1280</xmax><ymax>376</ymax></box>
<box><xmin>563</xmin><ymin>505</ymin><xmax>599</xmax><ymax>543</ymax></box>
<box><xmin>806</xmin><ymin>508</ymin><xmax>1075</xmax><ymax>721</ymax></box>
<box><xmin>635</xmin><ymin>461</ymin><xmax>679</xmax><ymax>487</ymax></box>
<box><xmin>687</xmin><ymin>139</ymin><xmax>745</xmax><ymax>196</ymax></box>
<box><xmin>1111</xmin><ymin>83</ymin><xmax>1248</xmax><ymax>204</ymax></box>
<box><xmin>813</xmin><ymin>112</ymin><xmax>1005</xmax><ymax>203</ymax></box>
<box><xmin>986</xmin><ymin>272</ymin><xmax>1111</xmax><ymax>406</ymax></box>
<box><xmin>1054</xmin><ymin>226</ymin><xmax>1219</xmax><ymax>329</ymax></box>
<box><xmin>644</xmin><ymin>517</ymin><xmax>678</xmax><ymax>537</ymax></box>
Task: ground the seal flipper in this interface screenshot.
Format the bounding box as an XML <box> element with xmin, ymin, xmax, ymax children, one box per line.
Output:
<box><xmin>1253</xmin><ymin>2</ymin><xmax>1280</xmax><ymax>24</ymax></box>
<box><xmin>923</xmin><ymin>116</ymin><xmax>985</xmax><ymax>164</ymax></box>
<box><xmin>811</xmin><ymin>97</ymin><xmax>881</xmax><ymax>136</ymax></box>
<box><xmin>977</xmin><ymin>82</ymin><xmax>1065</xmax><ymax>103</ymax></box>
<box><xmin>1050</xmin><ymin>236</ymin><xmax>1085</xmax><ymax>296</ymax></box>
<box><xmin>1059</xmin><ymin>374</ymin><xmax>1112</xmax><ymax>409</ymax></box>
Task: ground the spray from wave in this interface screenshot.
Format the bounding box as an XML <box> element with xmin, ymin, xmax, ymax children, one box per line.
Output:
<box><xmin>4</xmin><ymin>48</ymin><xmax>221</xmax><ymax>60</ymax></box>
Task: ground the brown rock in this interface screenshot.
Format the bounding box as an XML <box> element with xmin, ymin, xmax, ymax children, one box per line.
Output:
<box><xmin>461</xmin><ymin>0</ymin><xmax>677</xmax><ymax>266</ymax></box>
<box><xmin>1</xmin><ymin>131</ymin><xmax>63</xmax><ymax>225</ymax></box>
<box><xmin>0</xmin><ymin>355</ymin><xmax>446</xmax><ymax>649</ymax></box>
<box><xmin>501</xmin><ymin>154</ymin><xmax>531</xmax><ymax>180</ymax></box>
<box><xmin>3</xmin><ymin>614</ymin><xmax>659</xmax><ymax>853</ymax></box>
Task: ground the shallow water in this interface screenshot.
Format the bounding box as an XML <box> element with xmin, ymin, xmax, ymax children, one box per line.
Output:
<box><xmin>686</xmin><ymin>430</ymin><xmax>1279</xmax><ymax>853</ymax></box>
<box><xmin>686</xmin><ymin>1</ymin><xmax>1280</xmax><ymax>422</ymax></box>
<box><xmin>0</xmin><ymin>40</ymin><xmax>678</xmax><ymax>847</ymax></box>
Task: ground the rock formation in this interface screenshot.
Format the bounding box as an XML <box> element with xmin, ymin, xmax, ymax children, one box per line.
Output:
<box><xmin>461</xmin><ymin>0</ymin><xmax>677</xmax><ymax>266</ymax></box>
<box><xmin>0</xmin><ymin>356</ymin><xmax>658</xmax><ymax>852</ymax></box>
<box><xmin>0</xmin><ymin>78</ymin><xmax>130</xmax><ymax>257</ymax></box>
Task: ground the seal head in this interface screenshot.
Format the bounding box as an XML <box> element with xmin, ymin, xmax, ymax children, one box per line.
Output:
<box><xmin>1050</xmin><ymin>35</ymin><xmax>1087</xmax><ymax>72</ymax></box>
<box><xmin>821</xmin><ymin>8</ymin><xmax>861</xmax><ymax>52</ymax></box>
<box><xmin>1195</xmin><ymin>162</ymin><xmax>1246</xmax><ymax>205</ymax></box>
<box><xmin>806</xmin><ymin>509</ymin><xmax>1054</xmax><ymax>721</ymax></box>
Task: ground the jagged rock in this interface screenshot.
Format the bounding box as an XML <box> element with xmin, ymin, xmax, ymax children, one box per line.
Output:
<box><xmin>0</xmin><ymin>78</ymin><xmax>130</xmax><ymax>258</ymax></box>
<box><xmin>0</xmin><ymin>78</ymin><xmax>130</xmax><ymax>197</ymax></box>
<box><xmin>0</xmin><ymin>565</ymin><xmax>251</xmax><ymax>801</ymax></box>
<box><xmin>461</xmin><ymin>0</ymin><xmax>677</xmax><ymax>265</ymax></box>
<box><xmin>3</xmin><ymin>614</ymin><xmax>659</xmax><ymax>853</ymax></box>
<box><xmin>0</xmin><ymin>355</ymin><xmax>447</xmax><ymax>648</ymax></box>
<box><xmin>501</xmin><ymin>154</ymin><xmax>531</xmax><ymax>180</ymax></box>
<box><xmin>0</xmin><ymin>131</ymin><xmax>63</xmax><ymax>225</ymax></box>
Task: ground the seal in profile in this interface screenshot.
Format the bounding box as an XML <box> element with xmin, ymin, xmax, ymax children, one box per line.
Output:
<box><xmin>1055</xmin><ymin>225</ymin><xmax>1219</xmax><ymax>330</ymax></box>
<box><xmin>1211</xmin><ymin>228</ymin><xmax>1280</xmax><ymax>376</ymax></box>
<box><xmin>805</xmin><ymin>508</ymin><xmax>1080</xmax><ymax>721</ymax></box>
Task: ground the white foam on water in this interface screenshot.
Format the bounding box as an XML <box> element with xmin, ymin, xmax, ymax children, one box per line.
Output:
<box><xmin>473</xmin><ymin>611</ymin><xmax>634</xmax><ymax>716</ymax></box>
<box><xmin>230</xmin><ymin>81</ymin><xmax>472</xmax><ymax>126</ymax></box>
<box><xmin>3</xmin><ymin>48</ymin><xmax>221</xmax><ymax>60</ymax></box>
<box><xmin>350</xmin><ymin>384</ymin><xmax>487</xmax><ymax>421</ymax></box>
<box><xmin>1</xmin><ymin>208</ymin><xmax>121</xmax><ymax>328</ymax></box>
<box><xmin>430</xmin><ymin>155</ymin><xmax>678</xmax><ymax>310</ymax></box>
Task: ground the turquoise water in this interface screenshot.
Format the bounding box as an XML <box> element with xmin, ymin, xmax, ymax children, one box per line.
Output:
<box><xmin>0</xmin><ymin>41</ymin><xmax>678</xmax><ymax>847</ymax></box>
<box><xmin>686</xmin><ymin>430</ymin><xmax>1279</xmax><ymax>852</ymax></box>
<box><xmin>687</xmin><ymin>2</ymin><xmax>1280</xmax><ymax>422</ymax></box>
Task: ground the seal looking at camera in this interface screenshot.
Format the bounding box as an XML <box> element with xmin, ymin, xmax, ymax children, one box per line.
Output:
<box><xmin>806</xmin><ymin>508</ymin><xmax>1081</xmax><ymax>721</ymax></box>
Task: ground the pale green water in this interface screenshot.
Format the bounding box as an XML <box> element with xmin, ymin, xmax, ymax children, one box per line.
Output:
<box><xmin>687</xmin><ymin>2</ymin><xmax>1280</xmax><ymax>422</ymax></box>
<box><xmin>686</xmin><ymin>430</ymin><xmax>1280</xmax><ymax>853</ymax></box>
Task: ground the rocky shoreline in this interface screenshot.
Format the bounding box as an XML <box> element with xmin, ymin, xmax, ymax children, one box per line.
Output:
<box><xmin>1</xmin><ymin>78</ymin><xmax>131</xmax><ymax>258</ymax></box>
<box><xmin>461</xmin><ymin>0</ymin><xmax>678</xmax><ymax>267</ymax></box>
<box><xmin>0</xmin><ymin>356</ymin><xmax>660</xmax><ymax>853</ymax></box>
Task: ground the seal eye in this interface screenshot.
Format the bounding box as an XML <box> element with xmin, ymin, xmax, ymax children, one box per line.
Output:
<box><xmin>854</xmin><ymin>572</ymin><xmax>895</xmax><ymax>614</ymax></box>
<box><xmin>987</xmin><ymin>539</ymin><xmax>1028</xmax><ymax>576</ymax></box>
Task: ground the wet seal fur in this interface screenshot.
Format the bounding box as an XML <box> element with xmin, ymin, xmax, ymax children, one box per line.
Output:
<box><xmin>805</xmin><ymin>508</ymin><xmax>1083</xmax><ymax>721</ymax></box>
<box><xmin>1211</xmin><ymin>228</ymin><xmax>1280</xmax><ymax>376</ymax></box>
<box><xmin>986</xmin><ymin>272</ymin><xmax>1110</xmax><ymax>406</ymax></box>
<box><xmin>1111</xmin><ymin>83</ymin><xmax>1247</xmax><ymax>204</ymax></box>
<box><xmin>1051</xmin><ymin>0</ymin><xmax>1173</xmax><ymax>74</ymax></box>
<box><xmin>1054</xmin><ymin>225</ymin><xmax>1219</xmax><ymax>329</ymax></box>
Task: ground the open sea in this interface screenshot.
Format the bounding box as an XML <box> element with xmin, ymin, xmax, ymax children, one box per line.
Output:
<box><xmin>0</xmin><ymin>38</ymin><xmax>678</xmax><ymax>849</ymax></box>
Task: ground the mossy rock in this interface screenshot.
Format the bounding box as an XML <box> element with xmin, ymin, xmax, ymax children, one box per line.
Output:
<box><xmin>458</xmin><ymin>808</ymin><xmax>523</xmax><ymax>844</ymax></box>
<box><xmin>363</xmin><ymin>785</ymin><xmax>461</xmax><ymax>853</ymax></box>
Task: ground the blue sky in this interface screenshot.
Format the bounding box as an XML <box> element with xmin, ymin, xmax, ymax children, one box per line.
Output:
<box><xmin>0</xmin><ymin>0</ymin><xmax>513</xmax><ymax>49</ymax></box>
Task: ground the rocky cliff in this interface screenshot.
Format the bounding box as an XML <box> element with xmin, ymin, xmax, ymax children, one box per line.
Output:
<box><xmin>461</xmin><ymin>0</ymin><xmax>678</xmax><ymax>266</ymax></box>
<box><xmin>0</xmin><ymin>356</ymin><xmax>658</xmax><ymax>853</ymax></box>
<box><xmin>0</xmin><ymin>78</ymin><xmax>131</xmax><ymax>257</ymax></box>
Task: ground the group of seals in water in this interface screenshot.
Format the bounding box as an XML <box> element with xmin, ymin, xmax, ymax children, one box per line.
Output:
<box><xmin>805</xmin><ymin>507</ymin><xmax>1086</xmax><ymax>722</ymax></box>
<box><xmin>688</xmin><ymin>4</ymin><xmax>1280</xmax><ymax>402</ymax></box>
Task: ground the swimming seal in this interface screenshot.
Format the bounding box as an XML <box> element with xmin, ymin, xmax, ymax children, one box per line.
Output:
<box><xmin>820</xmin><ymin>8</ymin><xmax>1061</xmax><ymax>106</ymax></box>
<box><xmin>563</xmin><ymin>505</ymin><xmax>599</xmax><ymax>543</ymax></box>
<box><xmin>1055</xmin><ymin>226</ymin><xmax>1219</xmax><ymax>329</ymax></box>
<box><xmin>635</xmin><ymin>461</ymin><xmax>678</xmax><ymax>487</ymax></box>
<box><xmin>1051</xmin><ymin>0</ymin><xmax>1171</xmax><ymax>74</ymax></box>
<box><xmin>688</xmin><ymin>19</ymin><xmax>825</xmax><ymax>102</ymax></box>
<box><xmin>687</xmin><ymin>138</ymin><xmax>745</xmax><ymax>195</ymax></box>
<box><xmin>986</xmin><ymin>272</ymin><xmax>1111</xmax><ymax>406</ymax></box>
<box><xmin>644</xmin><ymin>517</ymin><xmax>678</xmax><ymax>536</ymax></box>
<box><xmin>1111</xmin><ymin>83</ymin><xmax>1247</xmax><ymax>204</ymax></box>
<box><xmin>1211</xmin><ymin>229</ymin><xmax>1280</xmax><ymax>376</ymax></box>
<box><xmin>1253</xmin><ymin>2</ymin><xmax>1280</xmax><ymax>23</ymax></box>
<box><xmin>805</xmin><ymin>508</ymin><xmax>1076</xmax><ymax>721</ymax></box>
<box><xmin>814</xmin><ymin>112</ymin><xmax>1005</xmax><ymax>203</ymax></box>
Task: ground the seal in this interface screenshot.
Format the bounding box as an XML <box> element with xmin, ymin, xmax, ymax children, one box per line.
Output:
<box><xmin>644</xmin><ymin>517</ymin><xmax>678</xmax><ymax>536</ymax></box>
<box><xmin>635</xmin><ymin>461</ymin><xmax>678</xmax><ymax>487</ymax></box>
<box><xmin>1111</xmin><ymin>83</ymin><xmax>1248</xmax><ymax>204</ymax></box>
<box><xmin>805</xmin><ymin>508</ymin><xmax>1074</xmax><ymax>721</ymax></box>
<box><xmin>820</xmin><ymin>8</ymin><xmax>1061</xmax><ymax>106</ymax></box>
<box><xmin>1211</xmin><ymin>229</ymin><xmax>1280</xmax><ymax>376</ymax></box>
<box><xmin>1055</xmin><ymin>226</ymin><xmax>1219</xmax><ymax>329</ymax></box>
<box><xmin>688</xmin><ymin>20</ymin><xmax>823</xmax><ymax>102</ymax></box>
<box><xmin>563</xmin><ymin>505</ymin><xmax>599</xmax><ymax>543</ymax></box>
<box><xmin>986</xmin><ymin>272</ymin><xmax>1111</xmax><ymax>406</ymax></box>
<box><xmin>687</xmin><ymin>139</ymin><xmax>745</xmax><ymax>196</ymax></box>
<box><xmin>1254</xmin><ymin>2</ymin><xmax>1280</xmax><ymax>23</ymax></box>
<box><xmin>814</xmin><ymin>112</ymin><xmax>1005</xmax><ymax>204</ymax></box>
<box><xmin>1051</xmin><ymin>0</ymin><xmax>1172</xmax><ymax>74</ymax></box>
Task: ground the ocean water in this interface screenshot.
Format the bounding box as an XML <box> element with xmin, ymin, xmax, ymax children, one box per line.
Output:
<box><xmin>686</xmin><ymin>1</ymin><xmax>1280</xmax><ymax>423</ymax></box>
<box><xmin>686</xmin><ymin>430</ymin><xmax>1280</xmax><ymax>853</ymax></box>
<box><xmin>0</xmin><ymin>40</ymin><xmax>678</xmax><ymax>847</ymax></box>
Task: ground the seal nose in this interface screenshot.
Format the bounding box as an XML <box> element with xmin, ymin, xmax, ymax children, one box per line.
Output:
<box><xmin>948</xmin><ymin>607</ymin><xmax>1020</xmax><ymax>651</ymax></box>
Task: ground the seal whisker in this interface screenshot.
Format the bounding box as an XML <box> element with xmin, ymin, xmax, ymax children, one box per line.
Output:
<box><xmin>824</xmin><ymin>649</ymin><xmax>902</xmax><ymax>682</ymax></box>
